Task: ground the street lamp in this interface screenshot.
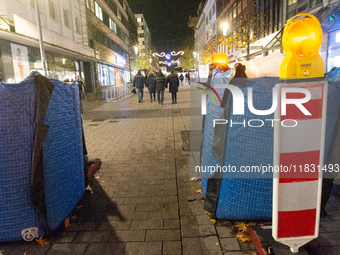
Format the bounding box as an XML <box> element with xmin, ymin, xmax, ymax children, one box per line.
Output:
<box><xmin>222</xmin><ymin>22</ymin><xmax>228</xmax><ymax>36</ymax></box>
<box><xmin>134</xmin><ymin>46</ymin><xmax>138</xmax><ymax>71</ymax></box>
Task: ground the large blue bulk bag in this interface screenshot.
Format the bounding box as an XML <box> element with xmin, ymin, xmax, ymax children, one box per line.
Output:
<box><xmin>201</xmin><ymin>69</ymin><xmax>340</xmax><ymax>220</ymax></box>
<box><xmin>0</xmin><ymin>73</ymin><xmax>85</xmax><ymax>241</ymax></box>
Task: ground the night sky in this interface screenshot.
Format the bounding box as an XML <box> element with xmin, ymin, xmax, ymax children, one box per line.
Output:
<box><xmin>127</xmin><ymin>0</ymin><xmax>201</xmax><ymax>52</ymax></box>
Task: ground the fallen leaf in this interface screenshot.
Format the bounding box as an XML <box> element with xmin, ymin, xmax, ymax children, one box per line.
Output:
<box><xmin>101</xmin><ymin>180</ymin><xmax>107</xmax><ymax>183</ymax></box>
<box><xmin>205</xmin><ymin>211</ymin><xmax>212</xmax><ymax>216</ymax></box>
<box><xmin>95</xmin><ymin>176</ymin><xmax>101</xmax><ymax>179</ymax></box>
<box><xmin>35</xmin><ymin>236</ymin><xmax>49</xmax><ymax>246</ymax></box>
<box><xmin>195</xmin><ymin>189</ymin><xmax>202</xmax><ymax>194</ymax></box>
<box><xmin>236</xmin><ymin>232</ymin><xmax>252</xmax><ymax>242</ymax></box>
<box><xmin>200</xmin><ymin>196</ymin><xmax>205</xmax><ymax>202</ymax></box>
<box><xmin>234</xmin><ymin>222</ymin><xmax>248</xmax><ymax>233</ymax></box>
<box><xmin>0</xmin><ymin>250</ymin><xmax>4</xmax><ymax>255</ymax></box>
<box><xmin>23</xmin><ymin>252</ymin><xmax>32</xmax><ymax>255</ymax></box>
<box><xmin>210</xmin><ymin>219</ymin><xmax>216</xmax><ymax>224</ymax></box>
<box><xmin>159</xmin><ymin>207</ymin><xmax>166</xmax><ymax>212</ymax></box>
<box><xmin>64</xmin><ymin>218</ymin><xmax>70</xmax><ymax>229</ymax></box>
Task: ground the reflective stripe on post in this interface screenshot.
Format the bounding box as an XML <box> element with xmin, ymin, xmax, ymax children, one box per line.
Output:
<box><xmin>273</xmin><ymin>81</ymin><xmax>328</xmax><ymax>253</ymax></box>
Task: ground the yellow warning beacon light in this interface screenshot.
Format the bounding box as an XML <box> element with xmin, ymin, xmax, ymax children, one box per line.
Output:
<box><xmin>280</xmin><ymin>13</ymin><xmax>324</xmax><ymax>79</ymax></box>
<box><xmin>212</xmin><ymin>53</ymin><xmax>229</xmax><ymax>67</ymax></box>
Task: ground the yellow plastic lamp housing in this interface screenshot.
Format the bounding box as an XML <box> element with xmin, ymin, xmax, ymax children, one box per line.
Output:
<box><xmin>212</xmin><ymin>53</ymin><xmax>229</xmax><ymax>67</ymax></box>
<box><xmin>280</xmin><ymin>13</ymin><xmax>324</xmax><ymax>79</ymax></box>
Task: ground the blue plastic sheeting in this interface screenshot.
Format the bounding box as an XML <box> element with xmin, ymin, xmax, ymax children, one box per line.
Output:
<box><xmin>44</xmin><ymin>79</ymin><xmax>85</xmax><ymax>230</ymax></box>
<box><xmin>0</xmin><ymin>77</ymin><xmax>43</xmax><ymax>241</ymax></box>
<box><xmin>201</xmin><ymin>71</ymin><xmax>340</xmax><ymax>220</ymax></box>
<box><xmin>0</xmin><ymin>74</ymin><xmax>84</xmax><ymax>241</ymax></box>
<box><xmin>200</xmin><ymin>70</ymin><xmax>231</xmax><ymax>196</ymax></box>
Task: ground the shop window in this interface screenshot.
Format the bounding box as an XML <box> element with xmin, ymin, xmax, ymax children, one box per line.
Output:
<box><xmin>49</xmin><ymin>0</ymin><xmax>56</xmax><ymax>20</ymax></box>
<box><xmin>209</xmin><ymin>10</ymin><xmax>212</xmax><ymax>21</ymax></box>
<box><xmin>63</xmin><ymin>9</ymin><xmax>69</xmax><ymax>28</ymax></box>
<box><xmin>287</xmin><ymin>0</ymin><xmax>297</xmax><ymax>5</ymax></box>
<box><xmin>206</xmin><ymin>16</ymin><xmax>208</xmax><ymax>25</ymax></box>
<box><xmin>238</xmin><ymin>1</ymin><xmax>242</xmax><ymax>14</ymax></box>
<box><xmin>95</xmin><ymin>1</ymin><xmax>103</xmax><ymax>21</ymax></box>
<box><xmin>123</xmin><ymin>1</ymin><xmax>126</xmax><ymax>12</ymax></box>
<box><xmin>298</xmin><ymin>0</ymin><xmax>307</xmax><ymax>4</ymax></box>
<box><xmin>137</xmin><ymin>17</ymin><xmax>142</xmax><ymax>22</ymax></box>
<box><xmin>212</xmin><ymin>3</ymin><xmax>216</xmax><ymax>15</ymax></box>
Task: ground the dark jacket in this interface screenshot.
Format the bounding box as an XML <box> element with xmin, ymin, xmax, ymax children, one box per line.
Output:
<box><xmin>146</xmin><ymin>73</ymin><xmax>156</xmax><ymax>93</ymax></box>
<box><xmin>133</xmin><ymin>71</ymin><xmax>145</xmax><ymax>89</ymax></box>
<box><xmin>154</xmin><ymin>72</ymin><xmax>167</xmax><ymax>91</ymax></box>
<box><xmin>167</xmin><ymin>73</ymin><xmax>179</xmax><ymax>93</ymax></box>
<box><xmin>179</xmin><ymin>74</ymin><xmax>184</xmax><ymax>80</ymax></box>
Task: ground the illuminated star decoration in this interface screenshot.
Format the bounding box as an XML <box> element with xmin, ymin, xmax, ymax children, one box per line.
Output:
<box><xmin>165</xmin><ymin>53</ymin><xmax>171</xmax><ymax>60</ymax></box>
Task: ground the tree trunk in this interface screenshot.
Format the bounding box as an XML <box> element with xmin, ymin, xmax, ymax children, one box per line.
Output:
<box><xmin>246</xmin><ymin>43</ymin><xmax>250</xmax><ymax>61</ymax></box>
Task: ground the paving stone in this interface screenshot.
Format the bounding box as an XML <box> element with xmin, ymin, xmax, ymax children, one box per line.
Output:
<box><xmin>216</xmin><ymin>227</ymin><xmax>235</xmax><ymax>238</ymax></box>
<box><xmin>121</xmin><ymin>211</ymin><xmax>149</xmax><ymax>220</ymax></box>
<box><xmin>200</xmin><ymin>236</ymin><xmax>221</xmax><ymax>251</ymax></box>
<box><xmin>164</xmin><ymin>219</ymin><xmax>180</xmax><ymax>229</ymax></box>
<box><xmin>146</xmin><ymin>229</ymin><xmax>181</xmax><ymax>241</ymax></box>
<box><xmin>199</xmin><ymin>225</ymin><xmax>216</xmax><ymax>237</ymax></box>
<box><xmin>46</xmin><ymin>243</ymin><xmax>88</xmax><ymax>255</ymax></box>
<box><xmin>66</xmin><ymin>222</ymin><xmax>99</xmax><ymax>231</ymax></box>
<box><xmin>219</xmin><ymin>238</ymin><xmax>241</xmax><ymax>251</ymax></box>
<box><xmin>317</xmin><ymin>232</ymin><xmax>340</xmax><ymax>246</ymax></box>
<box><xmin>182</xmin><ymin>237</ymin><xmax>203</xmax><ymax>255</ymax></box>
<box><xmin>123</xmin><ymin>197</ymin><xmax>151</xmax><ymax>204</ymax></box>
<box><xmin>97</xmin><ymin>220</ymin><xmax>131</xmax><ymax>230</ymax></box>
<box><xmin>130</xmin><ymin>219</ymin><xmax>163</xmax><ymax>229</ymax></box>
<box><xmin>196</xmin><ymin>214</ymin><xmax>212</xmax><ymax>225</ymax></box>
<box><xmin>124</xmin><ymin>242</ymin><xmax>162</xmax><ymax>255</ymax></box>
<box><xmin>149</xmin><ymin>211</ymin><xmax>179</xmax><ymax>219</ymax></box>
<box><xmin>181</xmin><ymin>216</ymin><xmax>199</xmax><ymax>237</ymax></box>
<box><xmin>7</xmin><ymin>243</ymin><xmax>52</xmax><ymax>255</ymax></box>
<box><xmin>163</xmin><ymin>241</ymin><xmax>182</xmax><ymax>254</ymax></box>
<box><xmin>84</xmin><ymin>243</ymin><xmax>125</xmax><ymax>255</ymax></box>
<box><xmin>109</xmin><ymin>230</ymin><xmax>145</xmax><ymax>242</ymax></box>
<box><xmin>135</xmin><ymin>203</ymin><xmax>163</xmax><ymax>212</ymax></box>
<box><xmin>73</xmin><ymin>231</ymin><xmax>111</xmax><ymax>243</ymax></box>
<box><xmin>52</xmin><ymin>231</ymin><xmax>77</xmax><ymax>243</ymax></box>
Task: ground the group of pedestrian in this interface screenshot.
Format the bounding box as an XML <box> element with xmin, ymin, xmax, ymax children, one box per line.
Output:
<box><xmin>133</xmin><ymin>69</ymin><xmax>180</xmax><ymax>105</ymax></box>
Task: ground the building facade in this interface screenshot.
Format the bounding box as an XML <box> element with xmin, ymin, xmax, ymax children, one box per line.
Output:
<box><xmin>134</xmin><ymin>14</ymin><xmax>152</xmax><ymax>56</ymax></box>
<box><xmin>213</xmin><ymin>0</ymin><xmax>340</xmax><ymax>69</ymax></box>
<box><xmin>0</xmin><ymin>0</ymin><xmax>137</xmax><ymax>93</ymax></box>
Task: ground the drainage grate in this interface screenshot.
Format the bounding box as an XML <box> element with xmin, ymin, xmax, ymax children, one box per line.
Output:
<box><xmin>88</xmin><ymin>124</ymin><xmax>99</xmax><ymax>127</ymax></box>
<box><xmin>92</xmin><ymin>119</ymin><xmax>106</xmax><ymax>122</ymax></box>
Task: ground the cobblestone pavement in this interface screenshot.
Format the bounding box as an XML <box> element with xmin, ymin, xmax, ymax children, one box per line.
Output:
<box><xmin>1</xmin><ymin>82</ymin><xmax>340</xmax><ymax>255</ymax></box>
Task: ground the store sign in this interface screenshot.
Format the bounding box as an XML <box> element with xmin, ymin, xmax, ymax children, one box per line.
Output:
<box><xmin>116</xmin><ymin>56</ymin><xmax>126</xmax><ymax>65</ymax></box>
<box><xmin>10</xmin><ymin>43</ymin><xmax>29</xmax><ymax>82</ymax></box>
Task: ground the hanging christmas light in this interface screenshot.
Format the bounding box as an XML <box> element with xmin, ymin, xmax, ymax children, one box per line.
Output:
<box><xmin>152</xmin><ymin>52</ymin><xmax>165</xmax><ymax>57</ymax></box>
<box><xmin>171</xmin><ymin>51</ymin><xmax>184</xmax><ymax>56</ymax></box>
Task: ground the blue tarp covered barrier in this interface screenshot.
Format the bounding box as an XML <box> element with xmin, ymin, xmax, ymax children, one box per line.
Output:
<box><xmin>201</xmin><ymin>69</ymin><xmax>340</xmax><ymax>220</ymax></box>
<box><xmin>0</xmin><ymin>73</ymin><xmax>85</xmax><ymax>241</ymax></box>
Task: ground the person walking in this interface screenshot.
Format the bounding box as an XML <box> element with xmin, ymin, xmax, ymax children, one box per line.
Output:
<box><xmin>179</xmin><ymin>74</ymin><xmax>184</xmax><ymax>86</ymax></box>
<box><xmin>146</xmin><ymin>72</ymin><xmax>156</xmax><ymax>102</ymax></box>
<box><xmin>167</xmin><ymin>70</ymin><xmax>180</xmax><ymax>104</ymax></box>
<box><xmin>185</xmin><ymin>72</ymin><xmax>191</xmax><ymax>85</ymax></box>
<box><xmin>133</xmin><ymin>70</ymin><xmax>145</xmax><ymax>103</ymax></box>
<box><xmin>154</xmin><ymin>71</ymin><xmax>167</xmax><ymax>105</ymax></box>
